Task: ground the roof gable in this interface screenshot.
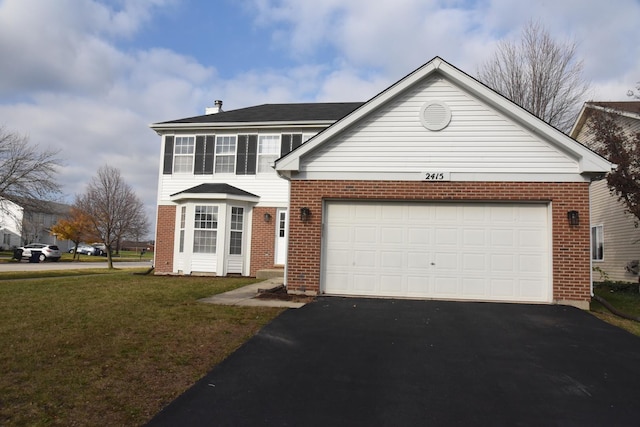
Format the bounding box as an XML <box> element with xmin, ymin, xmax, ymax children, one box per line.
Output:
<box><xmin>570</xmin><ymin>101</ymin><xmax>640</xmax><ymax>140</ymax></box>
<box><xmin>276</xmin><ymin>57</ymin><xmax>611</xmax><ymax>178</ymax></box>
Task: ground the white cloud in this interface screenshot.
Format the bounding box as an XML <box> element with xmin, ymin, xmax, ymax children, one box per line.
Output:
<box><xmin>2</xmin><ymin>0</ymin><xmax>640</xmax><ymax>240</ymax></box>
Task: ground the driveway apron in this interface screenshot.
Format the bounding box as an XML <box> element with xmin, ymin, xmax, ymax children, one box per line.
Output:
<box><xmin>148</xmin><ymin>298</ymin><xmax>640</xmax><ymax>426</ymax></box>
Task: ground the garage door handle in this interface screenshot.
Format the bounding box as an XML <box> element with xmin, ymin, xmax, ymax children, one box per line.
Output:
<box><xmin>431</xmin><ymin>262</ymin><xmax>435</xmax><ymax>266</ymax></box>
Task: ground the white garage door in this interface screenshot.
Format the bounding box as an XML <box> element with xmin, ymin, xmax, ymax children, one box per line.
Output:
<box><xmin>322</xmin><ymin>201</ymin><xmax>551</xmax><ymax>303</ymax></box>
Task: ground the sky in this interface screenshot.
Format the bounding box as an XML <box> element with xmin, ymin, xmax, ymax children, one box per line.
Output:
<box><xmin>1</xmin><ymin>0</ymin><xmax>639</xmax><ymax>239</ymax></box>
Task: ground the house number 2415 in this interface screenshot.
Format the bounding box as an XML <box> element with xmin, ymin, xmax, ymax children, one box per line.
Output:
<box><xmin>424</xmin><ymin>172</ymin><xmax>449</xmax><ymax>181</ymax></box>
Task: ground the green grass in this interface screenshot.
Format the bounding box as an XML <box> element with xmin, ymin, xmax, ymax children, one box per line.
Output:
<box><xmin>0</xmin><ymin>271</ymin><xmax>284</xmax><ymax>426</ymax></box>
<box><xmin>591</xmin><ymin>283</ymin><xmax>640</xmax><ymax>336</ymax></box>
<box><xmin>0</xmin><ymin>250</ymin><xmax>154</xmax><ymax>263</ymax></box>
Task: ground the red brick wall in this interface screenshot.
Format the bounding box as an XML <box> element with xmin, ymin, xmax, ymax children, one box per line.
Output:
<box><xmin>154</xmin><ymin>205</ymin><xmax>176</xmax><ymax>274</ymax></box>
<box><xmin>250</xmin><ymin>207</ymin><xmax>279</xmax><ymax>276</ymax></box>
<box><xmin>287</xmin><ymin>180</ymin><xmax>591</xmax><ymax>305</ymax></box>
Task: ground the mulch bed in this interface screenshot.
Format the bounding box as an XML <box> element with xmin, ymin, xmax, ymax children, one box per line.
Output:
<box><xmin>254</xmin><ymin>285</ymin><xmax>315</xmax><ymax>303</ymax></box>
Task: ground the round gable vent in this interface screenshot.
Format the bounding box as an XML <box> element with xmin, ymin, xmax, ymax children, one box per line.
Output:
<box><xmin>420</xmin><ymin>100</ymin><xmax>452</xmax><ymax>131</ymax></box>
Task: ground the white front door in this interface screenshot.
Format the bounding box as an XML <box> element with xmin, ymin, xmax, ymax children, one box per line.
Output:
<box><xmin>275</xmin><ymin>208</ymin><xmax>288</xmax><ymax>265</ymax></box>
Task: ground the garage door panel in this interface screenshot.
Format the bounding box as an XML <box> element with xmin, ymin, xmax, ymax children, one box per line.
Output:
<box><xmin>354</xmin><ymin>274</ymin><xmax>377</xmax><ymax>292</ymax></box>
<box><xmin>326</xmin><ymin>249</ymin><xmax>351</xmax><ymax>267</ymax></box>
<box><xmin>408</xmin><ymin>227</ymin><xmax>431</xmax><ymax>245</ymax></box>
<box><xmin>462</xmin><ymin>278</ymin><xmax>487</xmax><ymax>297</ymax></box>
<box><xmin>462</xmin><ymin>253</ymin><xmax>487</xmax><ymax>272</ymax></box>
<box><xmin>381</xmin><ymin>227</ymin><xmax>403</xmax><ymax>244</ymax></box>
<box><xmin>323</xmin><ymin>202</ymin><xmax>551</xmax><ymax>303</ymax></box>
<box><xmin>381</xmin><ymin>251</ymin><xmax>403</xmax><ymax>268</ymax></box>
<box><xmin>435</xmin><ymin>228</ymin><xmax>458</xmax><ymax>245</ymax></box>
<box><xmin>354</xmin><ymin>250</ymin><xmax>376</xmax><ymax>267</ymax></box>
<box><xmin>354</xmin><ymin>226</ymin><xmax>377</xmax><ymax>243</ymax></box>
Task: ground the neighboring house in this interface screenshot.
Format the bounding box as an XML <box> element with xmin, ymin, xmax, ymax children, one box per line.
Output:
<box><xmin>0</xmin><ymin>198</ymin><xmax>73</xmax><ymax>250</ymax></box>
<box><xmin>153</xmin><ymin>56</ymin><xmax>611</xmax><ymax>309</ymax></box>
<box><xmin>570</xmin><ymin>101</ymin><xmax>640</xmax><ymax>283</ymax></box>
<box><xmin>0</xmin><ymin>198</ymin><xmax>23</xmax><ymax>250</ymax></box>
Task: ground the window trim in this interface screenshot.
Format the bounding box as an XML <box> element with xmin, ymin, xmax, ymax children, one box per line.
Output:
<box><xmin>591</xmin><ymin>224</ymin><xmax>604</xmax><ymax>261</ymax></box>
<box><xmin>193</xmin><ymin>205</ymin><xmax>218</xmax><ymax>254</ymax></box>
<box><xmin>215</xmin><ymin>135</ymin><xmax>237</xmax><ymax>174</ymax></box>
<box><xmin>173</xmin><ymin>136</ymin><xmax>195</xmax><ymax>174</ymax></box>
<box><xmin>257</xmin><ymin>134</ymin><xmax>281</xmax><ymax>173</ymax></box>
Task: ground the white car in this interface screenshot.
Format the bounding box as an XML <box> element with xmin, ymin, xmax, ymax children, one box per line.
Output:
<box><xmin>18</xmin><ymin>243</ymin><xmax>62</xmax><ymax>262</ymax></box>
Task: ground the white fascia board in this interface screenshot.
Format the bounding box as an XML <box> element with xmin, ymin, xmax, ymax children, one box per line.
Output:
<box><xmin>149</xmin><ymin>120</ymin><xmax>335</xmax><ymax>134</ymax></box>
<box><xmin>170</xmin><ymin>193</ymin><xmax>260</xmax><ymax>204</ymax></box>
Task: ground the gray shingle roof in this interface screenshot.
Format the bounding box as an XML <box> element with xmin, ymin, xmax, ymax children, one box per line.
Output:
<box><xmin>157</xmin><ymin>102</ymin><xmax>364</xmax><ymax>124</ymax></box>
<box><xmin>589</xmin><ymin>101</ymin><xmax>640</xmax><ymax>115</ymax></box>
<box><xmin>171</xmin><ymin>183</ymin><xmax>258</xmax><ymax>198</ymax></box>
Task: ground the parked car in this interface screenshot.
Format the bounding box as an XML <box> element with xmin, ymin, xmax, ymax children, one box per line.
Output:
<box><xmin>18</xmin><ymin>243</ymin><xmax>62</xmax><ymax>262</ymax></box>
<box><xmin>69</xmin><ymin>244</ymin><xmax>105</xmax><ymax>256</ymax></box>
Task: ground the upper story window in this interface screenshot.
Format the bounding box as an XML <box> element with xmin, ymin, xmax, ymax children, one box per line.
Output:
<box><xmin>215</xmin><ymin>136</ymin><xmax>236</xmax><ymax>173</ymax></box>
<box><xmin>162</xmin><ymin>132</ymin><xmax>316</xmax><ymax>176</ymax></box>
<box><xmin>258</xmin><ymin>135</ymin><xmax>280</xmax><ymax>173</ymax></box>
<box><xmin>174</xmin><ymin>136</ymin><xmax>195</xmax><ymax>173</ymax></box>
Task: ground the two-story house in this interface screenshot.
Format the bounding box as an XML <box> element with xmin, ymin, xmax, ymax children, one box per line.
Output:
<box><xmin>150</xmin><ymin>102</ymin><xmax>362</xmax><ymax>277</ymax></box>
<box><xmin>152</xmin><ymin>56</ymin><xmax>611</xmax><ymax>309</ymax></box>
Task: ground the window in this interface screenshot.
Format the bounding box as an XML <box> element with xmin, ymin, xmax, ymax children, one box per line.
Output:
<box><xmin>591</xmin><ymin>225</ymin><xmax>604</xmax><ymax>261</ymax></box>
<box><xmin>173</xmin><ymin>136</ymin><xmax>195</xmax><ymax>173</ymax></box>
<box><xmin>193</xmin><ymin>205</ymin><xmax>218</xmax><ymax>253</ymax></box>
<box><xmin>258</xmin><ymin>135</ymin><xmax>280</xmax><ymax>173</ymax></box>
<box><xmin>229</xmin><ymin>207</ymin><xmax>244</xmax><ymax>255</ymax></box>
<box><xmin>215</xmin><ymin>136</ymin><xmax>236</xmax><ymax>173</ymax></box>
<box><xmin>178</xmin><ymin>206</ymin><xmax>186</xmax><ymax>253</ymax></box>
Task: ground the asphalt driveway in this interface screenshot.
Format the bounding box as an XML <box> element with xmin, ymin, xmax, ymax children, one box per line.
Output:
<box><xmin>148</xmin><ymin>298</ymin><xmax>640</xmax><ymax>426</ymax></box>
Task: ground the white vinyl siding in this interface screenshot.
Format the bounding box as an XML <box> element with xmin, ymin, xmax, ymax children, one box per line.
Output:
<box><xmin>323</xmin><ymin>201</ymin><xmax>551</xmax><ymax>303</ymax></box>
<box><xmin>303</xmin><ymin>78</ymin><xmax>579</xmax><ymax>177</ymax></box>
<box><xmin>589</xmin><ymin>179</ymin><xmax>640</xmax><ymax>282</ymax></box>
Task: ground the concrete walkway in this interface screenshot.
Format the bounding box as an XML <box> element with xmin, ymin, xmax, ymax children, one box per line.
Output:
<box><xmin>199</xmin><ymin>277</ymin><xmax>307</xmax><ymax>309</ymax></box>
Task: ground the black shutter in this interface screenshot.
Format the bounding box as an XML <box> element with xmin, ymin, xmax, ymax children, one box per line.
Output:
<box><xmin>236</xmin><ymin>135</ymin><xmax>248</xmax><ymax>175</ymax></box>
<box><xmin>236</xmin><ymin>135</ymin><xmax>257</xmax><ymax>175</ymax></box>
<box><xmin>194</xmin><ymin>135</ymin><xmax>205</xmax><ymax>175</ymax></box>
<box><xmin>204</xmin><ymin>135</ymin><xmax>214</xmax><ymax>174</ymax></box>
<box><xmin>292</xmin><ymin>134</ymin><xmax>303</xmax><ymax>151</ymax></box>
<box><xmin>280</xmin><ymin>134</ymin><xmax>291</xmax><ymax>157</ymax></box>
<box><xmin>163</xmin><ymin>135</ymin><xmax>174</xmax><ymax>174</ymax></box>
<box><xmin>247</xmin><ymin>135</ymin><xmax>257</xmax><ymax>175</ymax></box>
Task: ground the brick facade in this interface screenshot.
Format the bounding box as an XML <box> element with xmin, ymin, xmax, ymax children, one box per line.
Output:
<box><xmin>287</xmin><ymin>180</ymin><xmax>591</xmax><ymax>308</ymax></box>
<box><xmin>154</xmin><ymin>205</ymin><xmax>176</xmax><ymax>274</ymax></box>
<box><xmin>250</xmin><ymin>207</ymin><xmax>280</xmax><ymax>276</ymax></box>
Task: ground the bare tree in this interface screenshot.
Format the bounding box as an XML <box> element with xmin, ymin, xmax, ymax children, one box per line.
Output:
<box><xmin>75</xmin><ymin>165</ymin><xmax>149</xmax><ymax>268</ymax></box>
<box><xmin>0</xmin><ymin>127</ymin><xmax>61</xmax><ymax>216</ymax></box>
<box><xmin>478</xmin><ymin>21</ymin><xmax>590</xmax><ymax>132</ymax></box>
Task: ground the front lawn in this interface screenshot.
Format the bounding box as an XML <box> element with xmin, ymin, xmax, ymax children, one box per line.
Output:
<box><xmin>591</xmin><ymin>283</ymin><xmax>640</xmax><ymax>337</ymax></box>
<box><xmin>0</xmin><ymin>271</ymin><xmax>283</xmax><ymax>426</ymax></box>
